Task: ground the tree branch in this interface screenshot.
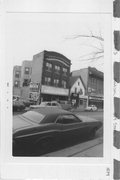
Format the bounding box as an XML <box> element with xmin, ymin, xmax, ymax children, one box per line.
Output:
<box><xmin>65</xmin><ymin>34</ymin><xmax>104</xmax><ymax>41</ymax></box>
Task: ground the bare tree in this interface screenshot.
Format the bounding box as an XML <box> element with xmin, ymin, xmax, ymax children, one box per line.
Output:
<box><xmin>65</xmin><ymin>30</ymin><xmax>104</xmax><ymax>64</ymax></box>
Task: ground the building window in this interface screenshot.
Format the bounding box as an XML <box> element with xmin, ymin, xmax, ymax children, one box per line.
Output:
<box><xmin>14</xmin><ymin>80</ymin><xmax>19</xmax><ymax>87</ymax></box>
<box><xmin>54</xmin><ymin>79</ymin><xmax>59</xmax><ymax>87</ymax></box>
<box><xmin>23</xmin><ymin>79</ymin><xmax>30</xmax><ymax>86</ymax></box>
<box><xmin>46</xmin><ymin>62</ymin><xmax>52</xmax><ymax>71</ymax></box>
<box><xmin>55</xmin><ymin>65</ymin><xmax>60</xmax><ymax>73</ymax></box>
<box><xmin>63</xmin><ymin>67</ymin><xmax>67</xmax><ymax>75</ymax></box>
<box><xmin>75</xmin><ymin>87</ymin><xmax>77</xmax><ymax>94</ymax></box>
<box><xmin>45</xmin><ymin>77</ymin><xmax>51</xmax><ymax>86</ymax></box>
<box><xmin>80</xmin><ymin>100</ymin><xmax>83</xmax><ymax>105</ymax></box>
<box><xmin>62</xmin><ymin>80</ymin><xmax>67</xmax><ymax>88</ymax></box>
<box><xmin>15</xmin><ymin>71</ymin><xmax>20</xmax><ymax>78</ymax></box>
<box><xmin>24</xmin><ymin>67</ymin><xmax>30</xmax><ymax>75</ymax></box>
<box><xmin>78</xmin><ymin>82</ymin><xmax>80</xmax><ymax>86</ymax></box>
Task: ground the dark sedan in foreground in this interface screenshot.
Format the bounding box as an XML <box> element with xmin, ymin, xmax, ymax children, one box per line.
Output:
<box><xmin>13</xmin><ymin>107</ymin><xmax>102</xmax><ymax>156</ymax></box>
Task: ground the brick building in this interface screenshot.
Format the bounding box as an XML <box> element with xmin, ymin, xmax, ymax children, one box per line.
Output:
<box><xmin>72</xmin><ymin>67</ymin><xmax>104</xmax><ymax>108</ymax></box>
<box><xmin>13</xmin><ymin>61</ymin><xmax>32</xmax><ymax>99</ymax></box>
<box><xmin>30</xmin><ymin>50</ymin><xmax>71</xmax><ymax>103</ymax></box>
<box><xmin>13</xmin><ymin>65</ymin><xmax>21</xmax><ymax>96</ymax></box>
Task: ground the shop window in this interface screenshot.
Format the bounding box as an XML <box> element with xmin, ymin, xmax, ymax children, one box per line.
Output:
<box><xmin>45</xmin><ymin>77</ymin><xmax>51</xmax><ymax>86</ymax></box>
<box><xmin>80</xmin><ymin>100</ymin><xmax>83</xmax><ymax>105</ymax></box>
<box><xmin>46</xmin><ymin>62</ymin><xmax>52</xmax><ymax>71</ymax></box>
<box><xmin>62</xmin><ymin>80</ymin><xmax>67</xmax><ymax>88</ymax></box>
<box><xmin>24</xmin><ymin>67</ymin><xmax>30</xmax><ymax>75</ymax></box>
<box><xmin>54</xmin><ymin>79</ymin><xmax>59</xmax><ymax>87</ymax></box>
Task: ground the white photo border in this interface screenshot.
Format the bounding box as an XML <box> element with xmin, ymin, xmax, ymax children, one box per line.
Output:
<box><xmin>0</xmin><ymin>0</ymin><xmax>113</xmax><ymax>179</ymax></box>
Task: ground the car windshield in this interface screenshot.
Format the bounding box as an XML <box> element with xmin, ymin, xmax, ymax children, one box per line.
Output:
<box><xmin>21</xmin><ymin>111</ymin><xmax>45</xmax><ymax>124</ymax></box>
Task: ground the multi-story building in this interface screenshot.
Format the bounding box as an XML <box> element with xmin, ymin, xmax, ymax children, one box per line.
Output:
<box><xmin>30</xmin><ymin>50</ymin><xmax>71</xmax><ymax>103</ymax></box>
<box><xmin>72</xmin><ymin>67</ymin><xmax>104</xmax><ymax>108</ymax></box>
<box><xmin>13</xmin><ymin>65</ymin><xmax>21</xmax><ymax>96</ymax></box>
<box><xmin>20</xmin><ymin>60</ymin><xmax>32</xmax><ymax>87</ymax></box>
<box><xmin>13</xmin><ymin>66</ymin><xmax>21</xmax><ymax>88</ymax></box>
<box><xmin>13</xmin><ymin>61</ymin><xmax>32</xmax><ymax>99</ymax></box>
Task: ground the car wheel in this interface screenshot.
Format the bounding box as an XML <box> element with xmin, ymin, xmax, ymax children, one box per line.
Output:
<box><xmin>34</xmin><ymin>137</ymin><xmax>53</xmax><ymax>155</ymax></box>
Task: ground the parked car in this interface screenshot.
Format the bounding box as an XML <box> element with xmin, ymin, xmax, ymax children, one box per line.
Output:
<box><xmin>13</xmin><ymin>100</ymin><xmax>25</xmax><ymax>112</ymax></box>
<box><xmin>13</xmin><ymin>107</ymin><xmax>102</xmax><ymax>156</ymax></box>
<box><xmin>60</xmin><ymin>101</ymin><xmax>72</xmax><ymax>110</ymax></box>
<box><xmin>30</xmin><ymin>101</ymin><xmax>62</xmax><ymax>109</ymax></box>
<box><xmin>85</xmin><ymin>105</ymin><xmax>97</xmax><ymax>111</ymax></box>
<box><xmin>22</xmin><ymin>99</ymin><xmax>31</xmax><ymax>107</ymax></box>
<box><xmin>13</xmin><ymin>95</ymin><xmax>20</xmax><ymax>102</ymax></box>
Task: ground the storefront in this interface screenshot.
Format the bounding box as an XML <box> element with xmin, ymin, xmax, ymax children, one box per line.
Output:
<box><xmin>79</xmin><ymin>95</ymin><xmax>88</xmax><ymax>108</ymax></box>
<box><xmin>29</xmin><ymin>82</ymin><xmax>40</xmax><ymax>103</ymax></box>
<box><xmin>88</xmin><ymin>96</ymin><xmax>103</xmax><ymax>109</ymax></box>
<box><xmin>41</xmin><ymin>85</ymin><xmax>69</xmax><ymax>102</ymax></box>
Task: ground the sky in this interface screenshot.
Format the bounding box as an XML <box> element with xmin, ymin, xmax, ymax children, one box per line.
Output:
<box><xmin>5</xmin><ymin>13</ymin><xmax>104</xmax><ymax>72</ymax></box>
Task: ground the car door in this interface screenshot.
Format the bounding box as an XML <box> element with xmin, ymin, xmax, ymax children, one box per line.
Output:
<box><xmin>55</xmin><ymin>114</ymin><xmax>88</xmax><ymax>140</ymax></box>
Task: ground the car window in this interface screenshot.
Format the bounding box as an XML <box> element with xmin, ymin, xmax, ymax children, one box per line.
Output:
<box><xmin>52</xmin><ymin>103</ymin><xmax>57</xmax><ymax>106</ymax></box>
<box><xmin>22</xmin><ymin>111</ymin><xmax>45</xmax><ymax>124</ymax></box>
<box><xmin>46</xmin><ymin>102</ymin><xmax>51</xmax><ymax>106</ymax></box>
<box><xmin>56</xmin><ymin>114</ymin><xmax>81</xmax><ymax>124</ymax></box>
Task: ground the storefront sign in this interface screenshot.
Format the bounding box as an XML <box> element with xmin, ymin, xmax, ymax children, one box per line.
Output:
<box><xmin>89</xmin><ymin>96</ymin><xmax>103</xmax><ymax>100</ymax></box>
<box><xmin>30</xmin><ymin>82</ymin><xmax>40</xmax><ymax>92</ymax></box>
<box><xmin>41</xmin><ymin>85</ymin><xmax>69</xmax><ymax>96</ymax></box>
<box><xmin>29</xmin><ymin>92</ymin><xmax>39</xmax><ymax>101</ymax></box>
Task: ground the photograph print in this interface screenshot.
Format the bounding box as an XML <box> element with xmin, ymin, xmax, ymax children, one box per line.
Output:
<box><xmin>8</xmin><ymin>13</ymin><xmax>104</xmax><ymax>157</ymax></box>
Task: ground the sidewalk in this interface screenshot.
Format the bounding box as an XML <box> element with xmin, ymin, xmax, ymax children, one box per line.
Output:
<box><xmin>44</xmin><ymin>137</ymin><xmax>103</xmax><ymax>157</ymax></box>
<box><xmin>73</xmin><ymin>143</ymin><xmax>103</xmax><ymax>157</ymax></box>
<box><xmin>70</xmin><ymin>107</ymin><xmax>103</xmax><ymax>113</ymax></box>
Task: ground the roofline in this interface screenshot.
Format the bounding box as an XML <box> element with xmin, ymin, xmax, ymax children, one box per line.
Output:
<box><xmin>70</xmin><ymin>76</ymin><xmax>86</xmax><ymax>90</ymax></box>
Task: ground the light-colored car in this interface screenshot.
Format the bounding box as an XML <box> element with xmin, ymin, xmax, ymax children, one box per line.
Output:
<box><xmin>30</xmin><ymin>101</ymin><xmax>62</xmax><ymax>109</ymax></box>
<box><xmin>85</xmin><ymin>105</ymin><xmax>97</xmax><ymax>111</ymax></box>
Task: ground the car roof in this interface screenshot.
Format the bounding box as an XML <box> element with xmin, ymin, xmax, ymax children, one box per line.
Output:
<box><xmin>21</xmin><ymin>107</ymin><xmax>72</xmax><ymax>124</ymax></box>
<box><xmin>32</xmin><ymin>107</ymin><xmax>71</xmax><ymax>115</ymax></box>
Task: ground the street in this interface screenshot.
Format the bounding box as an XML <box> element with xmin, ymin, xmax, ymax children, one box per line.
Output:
<box><xmin>75</xmin><ymin>111</ymin><xmax>103</xmax><ymax>121</ymax></box>
<box><xmin>13</xmin><ymin>110</ymin><xmax>103</xmax><ymax>157</ymax></box>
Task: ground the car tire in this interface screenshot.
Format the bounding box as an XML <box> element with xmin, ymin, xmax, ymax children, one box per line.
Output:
<box><xmin>34</xmin><ymin>137</ymin><xmax>53</xmax><ymax>155</ymax></box>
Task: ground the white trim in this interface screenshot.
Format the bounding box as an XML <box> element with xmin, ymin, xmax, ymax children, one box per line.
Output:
<box><xmin>41</xmin><ymin>85</ymin><xmax>69</xmax><ymax>96</ymax></box>
<box><xmin>46</xmin><ymin>58</ymin><xmax>70</xmax><ymax>67</ymax></box>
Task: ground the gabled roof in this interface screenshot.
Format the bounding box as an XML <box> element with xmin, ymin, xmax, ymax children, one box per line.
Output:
<box><xmin>69</xmin><ymin>76</ymin><xmax>86</xmax><ymax>90</ymax></box>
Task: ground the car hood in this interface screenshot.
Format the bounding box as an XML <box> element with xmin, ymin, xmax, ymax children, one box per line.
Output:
<box><xmin>13</xmin><ymin>115</ymin><xmax>36</xmax><ymax>132</ymax></box>
<box><xmin>76</xmin><ymin>115</ymin><xmax>100</xmax><ymax>123</ymax></box>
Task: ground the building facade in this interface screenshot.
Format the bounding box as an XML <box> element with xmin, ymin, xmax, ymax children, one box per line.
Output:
<box><xmin>13</xmin><ymin>61</ymin><xmax>32</xmax><ymax>99</ymax></box>
<box><xmin>70</xmin><ymin>76</ymin><xmax>86</xmax><ymax>108</ymax></box>
<box><xmin>13</xmin><ymin>65</ymin><xmax>21</xmax><ymax>96</ymax></box>
<box><xmin>31</xmin><ymin>50</ymin><xmax>71</xmax><ymax>103</ymax></box>
<box><xmin>72</xmin><ymin>67</ymin><xmax>104</xmax><ymax>108</ymax></box>
<box><xmin>20</xmin><ymin>60</ymin><xmax>32</xmax><ymax>87</ymax></box>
